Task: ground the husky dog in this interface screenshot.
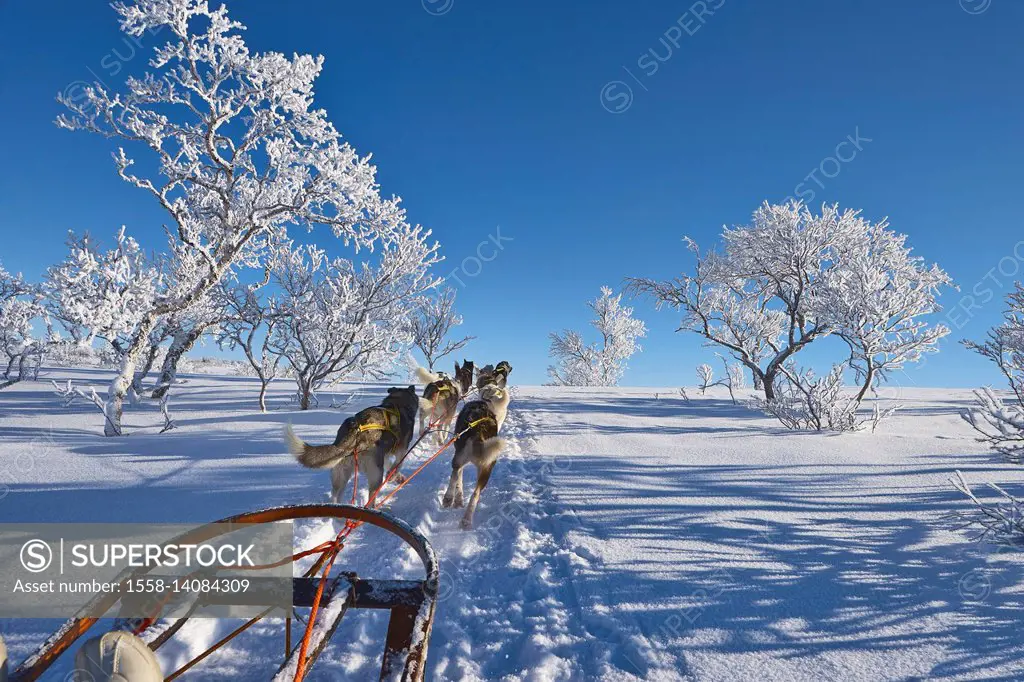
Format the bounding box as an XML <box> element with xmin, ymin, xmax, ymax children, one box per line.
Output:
<box><xmin>285</xmin><ymin>386</ymin><xmax>419</xmax><ymax>503</ymax></box>
<box><xmin>476</xmin><ymin>360</ymin><xmax>513</xmax><ymax>390</ymax></box>
<box><xmin>442</xmin><ymin>384</ymin><xmax>511</xmax><ymax>529</ymax></box>
<box><xmin>416</xmin><ymin>360</ymin><xmax>474</xmax><ymax>445</ymax></box>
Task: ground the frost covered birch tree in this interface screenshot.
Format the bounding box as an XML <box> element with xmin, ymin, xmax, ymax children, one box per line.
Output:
<box><xmin>0</xmin><ymin>264</ymin><xmax>46</xmax><ymax>385</ymax></box>
<box><xmin>215</xmin><ymin>276</ymin><xmax>282</xmax><ymax>412</ymax></box>
<box><xmin>409</xmin><ymin>287</ymin><xmax>474</xmax><ymax>371</ymax></box>
<box><xmin>56</xmin><ymin>0</ymin><xmax>410</xmax><ymax>434</ymax></box>
<box><xmin>628</xmin><ymin>202</ymin><xmax>951</xmax><ymax>416</ymax></box>
<box><xmin>548</xmin><ymin>287</ymin><xmax>646</xmax><ymax>387</ymax></box>
<box><xmin>270</xmin><ymin>224</ymin><xmax>440</xmax><ymax>410</ymax></box>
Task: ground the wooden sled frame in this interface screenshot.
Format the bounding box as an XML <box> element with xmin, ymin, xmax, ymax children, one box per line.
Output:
<box><xmin>10</xmin><ymin>504</ymin><xmax>439</xmax><ymax>681</ymax></box>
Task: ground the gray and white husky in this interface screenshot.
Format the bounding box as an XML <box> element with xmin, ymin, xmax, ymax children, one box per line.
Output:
<box><xmin>475</xmin><ymin>360</ymin><xmax>512</xmax><ymax>390</ymax></box>
<box><xmin>442</xmin><ymin>384</ymin><xmax>511</xmax><ymax>529</ymax></box>
<box><xmin>416</xmin><ymin>360</ymin><xmax>474</xmax><ymax>446</ymax></box>
<box><xmin>285</xmin><ymin>386</ymin><xmax>419</xmax><ymax>503</ymax></box>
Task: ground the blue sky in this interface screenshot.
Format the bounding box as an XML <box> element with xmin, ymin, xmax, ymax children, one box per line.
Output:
<box><xmin>1</xmin><ymin>0</ymin><xmax>1022</xmax><ymax>387</ymax></box>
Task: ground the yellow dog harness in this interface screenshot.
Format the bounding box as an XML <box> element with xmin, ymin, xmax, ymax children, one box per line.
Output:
<box><xmin>467</xmin><ymin>416</ymin><xmax>496</xmax><ymax>430</ymax></box>
<box><xmin>358</xmin><ymin>407</ymin><xmax>401</xmax><ymax>440</ymax></box>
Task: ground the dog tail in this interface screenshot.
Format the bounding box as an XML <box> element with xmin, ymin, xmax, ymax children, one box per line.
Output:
<box><xmin>415</xmin><ymin>367</ymin><xmax>440</xmax><ymax>385</ymax></box>
<box><xmin>479</xmin><ymin>436</ymin><xmax>506</xmax><ymax>460</ymax></box>
<box><xmin>284</xmin><ymin>424</ymin><xmax>349</xmax><ymax>469</ymax></box>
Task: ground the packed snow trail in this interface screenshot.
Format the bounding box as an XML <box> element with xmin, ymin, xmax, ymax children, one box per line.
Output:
<box><xmin>3</xmin><ymin>371</ymin><xmax>1024</xmax><ymax>679</ymax></box>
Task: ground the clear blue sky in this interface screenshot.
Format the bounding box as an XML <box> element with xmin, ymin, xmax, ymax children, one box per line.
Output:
<box><xmin>1</xmin><ymin>0</ymin><xmax>1022</xmax><ymax>387</ymax></box>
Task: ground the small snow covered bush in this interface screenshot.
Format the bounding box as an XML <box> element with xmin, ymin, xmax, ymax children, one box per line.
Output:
<box><xmin>548</xmin><ymin>287</ymin><xmax>646</xmax><ymax>386</ymax></box>
<box><xmin>754</xmin><ymin>365</ymin><xmax>897</xmax><ymax>432</ymax></box>
<box><xmin>962</xmin><ymin>285</ymin><xmax>1024</xmax><ymax>463</ymax></box>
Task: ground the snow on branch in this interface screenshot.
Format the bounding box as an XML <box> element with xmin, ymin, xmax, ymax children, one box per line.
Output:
<box><xmin>548</xmin><ymin>287</ymin><xmax>646</xmax><ymax>387</ymax></box>
<box><xmin>51</xmin><ymin>0</ymin><xmax>422</xmax><ymax>435</ymax></box>
<box><xmin>961</xmin><ymin>387</ymin><xmax>1024</xmax><ymax>464</ymax></box>
<box><xmin>270</xmin><ymin>223</ymin><xmax>441</xmax><ymax>410</ymax></box>
<box><xmin>409</xmin><ymin>287</ymin><xmax>474</xmax><ymax>371</ymax></box>
<box><xmin>628</xmin><ymin>201</ymin><xmax>951</xmax><ymax>418</ymax></box>
<box><xmin>950</xmin><ymin>471</ymin><xmax>1024</xmax><ymax>546</ymax></box>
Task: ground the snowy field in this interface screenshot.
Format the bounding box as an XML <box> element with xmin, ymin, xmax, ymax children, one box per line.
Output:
<box><xmin>2</xmin><ymin>368</ymin><xmax>1024</xmax><ymax>680</ymax></box>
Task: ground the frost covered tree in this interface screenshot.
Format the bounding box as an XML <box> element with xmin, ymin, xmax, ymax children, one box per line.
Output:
<box><xmin>56</xmin><ymin>0</ymin><xmax>410</xmax><ymax>435</ymax></box>
<box><xmin>150</xmin><ymin>293</ymin><xmax>225</xmax><ymax>400</ymax></box>
<box><xmin>215</xmin><ymin>276</ymin><xmax>283</xmax><ymax>412</ymax></box>
<box><xmin>0</xmin><ymin>264</ymin><xmax>46</xmax><ymax>385</ymax></box>
<box><xmin>44</xmin><ymin>229</ymin><xmax>161</xmax><ymax>356</ymax></box>
<box><xmin>696</xmin><ymin>364</ymin><xmax>714</xmax><ymax>395</ymax></box>
<box><xmin>548</xmin><ymin>286</ymin><xmax>646</xmax><ymax>387</ymax></box>
<box><xmin>961</xmin><ymin>285</ymin><xmax>1024</xmax><ymax>462</ymax></box>
<box><xmin>270</xmin><ymin>224</ymin><xmax>440</xmax><ymax>410</ymax></box>
<box><xmin>823</xmin><ymin>220</ymin><xmax>952</xmax><ymax>400</ymax></box>
<box><xmin>409</xmin><ymin>287</ymin><xmax>474</xmax><ymax>371</ymax></box>
<box><xmin>628</xmin><ymin>202</ymin><xmax>950</xmax><ymax>412</ymax></box>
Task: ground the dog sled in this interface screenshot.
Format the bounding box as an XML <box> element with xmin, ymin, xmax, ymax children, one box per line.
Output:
<box><xmin>6</xmin><ymin>504</ymin><xmax>439</xmax><ymax>682</ymax></box>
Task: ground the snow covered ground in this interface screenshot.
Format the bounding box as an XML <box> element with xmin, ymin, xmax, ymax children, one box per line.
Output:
<box><xmin>1</xmin><ymin>368</ymin><xmax>1023</xmax><ymax>680</ymax></box>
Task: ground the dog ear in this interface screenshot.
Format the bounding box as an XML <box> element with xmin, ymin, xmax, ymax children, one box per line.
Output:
<box><xmin>408</xmin><ymin>385</ymin><xmax>416</xmax><ymax>393</ymax></box>
<box><xmin>455</xmin><ymin>361</ymin><xmax>461</xmax><ymax>374</ymax></box>
<box><xmin>387</xmin><ymin>387</ymin><xmax>399</xmax><ymax>394</ymax></box>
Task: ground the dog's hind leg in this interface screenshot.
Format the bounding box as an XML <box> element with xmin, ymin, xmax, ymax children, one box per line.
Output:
<box><xmin>442</xmin><ymin>447</ymin><xmax>470</xmax><ymax>508</ymax></box>
<box><xmin>460</xmin><ymin>459</ymin><xmax>496</xmax><ymax>530</ymax></box>
<box><xmin>363</xmin><ymin>442</ymin><xmax>387</xmax><ymax>502</ymax></box>
<box><xmin>330</xmin><ymin>458</ymin><xmax>354</xmax><ymax>504</ymax></box>
<box><xmin>386</xmin><ymin>448</ymin><xmax>407</xmax><ymax>485</ymax></box>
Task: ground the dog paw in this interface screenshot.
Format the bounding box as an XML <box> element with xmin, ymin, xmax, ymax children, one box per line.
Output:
<box><xmin>453</xmin><ymin>496</ymin><xmax>464</xmax><ymax>508</ymax></box>
<box><xmin>391</xmin><ymin>473</ymin><xmax>407</xmax><ymax>485</ymax></box>
<box><xmin>441</xmin><ymin>496</ymin><xmax>453</xmax><ymax>508</ymax></box>
<box><xmin>459</xmin><ymin>516</ymin><xmax>474</xmax><ymax>530</ymax></box>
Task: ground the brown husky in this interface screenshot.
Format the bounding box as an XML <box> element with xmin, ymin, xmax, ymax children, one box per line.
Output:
<box><xmin>285</xmin><ymin>386</ymin><xmax>419</xmax><ymax>503</ymax></box>
<box><xmin>442</xmin><ymin>384</ymin><xmax>511</xmax><ymax>529</ymax></box>
<box><xmin>416</xmin><ymin>360</ymin><xmax>474</xmax><ymax>446</ymax></box>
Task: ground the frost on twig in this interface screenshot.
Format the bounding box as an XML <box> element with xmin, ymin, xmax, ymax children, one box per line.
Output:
<box><xmin>753</xmin><ymin>365</ymin><xmax>897</xmax><ymax>432</ymax></box>
<box><xmin>52</xmin><ymin>379</ymin><xmax>121</xmax><ymax>435</ymax></box>
<box><xmin>961</xmin><ymin>387</ymin><xmax>1024</xmax><ymax>465</ymax></box>
<box><xmin>950</xmin><ymin>471</ymin><xmax>1024</xmax><ymax>546</ymax></box>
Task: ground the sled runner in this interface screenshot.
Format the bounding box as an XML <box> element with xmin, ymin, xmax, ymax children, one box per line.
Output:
<box><xmin>8</xmin><ymin>504</ymin><xmax>439</xmax><ymax>682</ymax></box>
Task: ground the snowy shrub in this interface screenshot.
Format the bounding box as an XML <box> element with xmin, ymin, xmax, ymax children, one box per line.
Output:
<box><xmin>962</xmin><ymin>285</ymin><xmax>1024</xmax><ymax>463</ymax></box>
<box><xmin>548</xmin><ymin>287</ymin><xmax>647</xmax><ymax>386</ymax></box>
<box><xmin>950</xmin><ymin>471</ymin><xmax>1024</xmax><ymax>546</ymax></box>
<box><xmin>270</xmin><ymin>227</ymin><xmax>440</xmax><ymax>410</ymax></box>
<box><xmin>696</xmin><ymin>364</ymin><xmax>714</xmax><ymax>395</ymax></box>
<box><xmin>629</xmin><ymin>201</ymin><xmax>950</xmax><ymax>429</ymax></box>
<box><xmin>754</xmin><ymin>364</ymin><xmax>897</xmax><ymax>432</ymax></box>
<box><xmin>55</xmin><ymin>0</ymin><xmax>415</xmax><ymax>435</ymax></box>
<box><xmin>962</xmin><ymin>388</ymin><xmax>1024</xmax><ymax>464</ymax></box>
<box><xmin>410</xmin><ymin>287</ymin><xmax>474</xmax><ymax>371</ymax></box>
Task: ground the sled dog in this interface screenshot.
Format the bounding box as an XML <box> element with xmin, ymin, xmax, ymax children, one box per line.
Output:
<box><xmin>442</xmin><ymin>383</ymin><xmax>511</xmax><ymax>529</ymax></box>
<box><xmin>417</xmin><ymin>360</ymin><xmax>474</xmax><ymax>445</ymax></box>
<box><xmin>285</xmin><ymin>386</ymin><xmax>419</xmax><ymax>503</ymax></box>
<box><xmin>475</xmin><ymin>360</ymin><xmax>512</xmax><ymax>390</ymax></box>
